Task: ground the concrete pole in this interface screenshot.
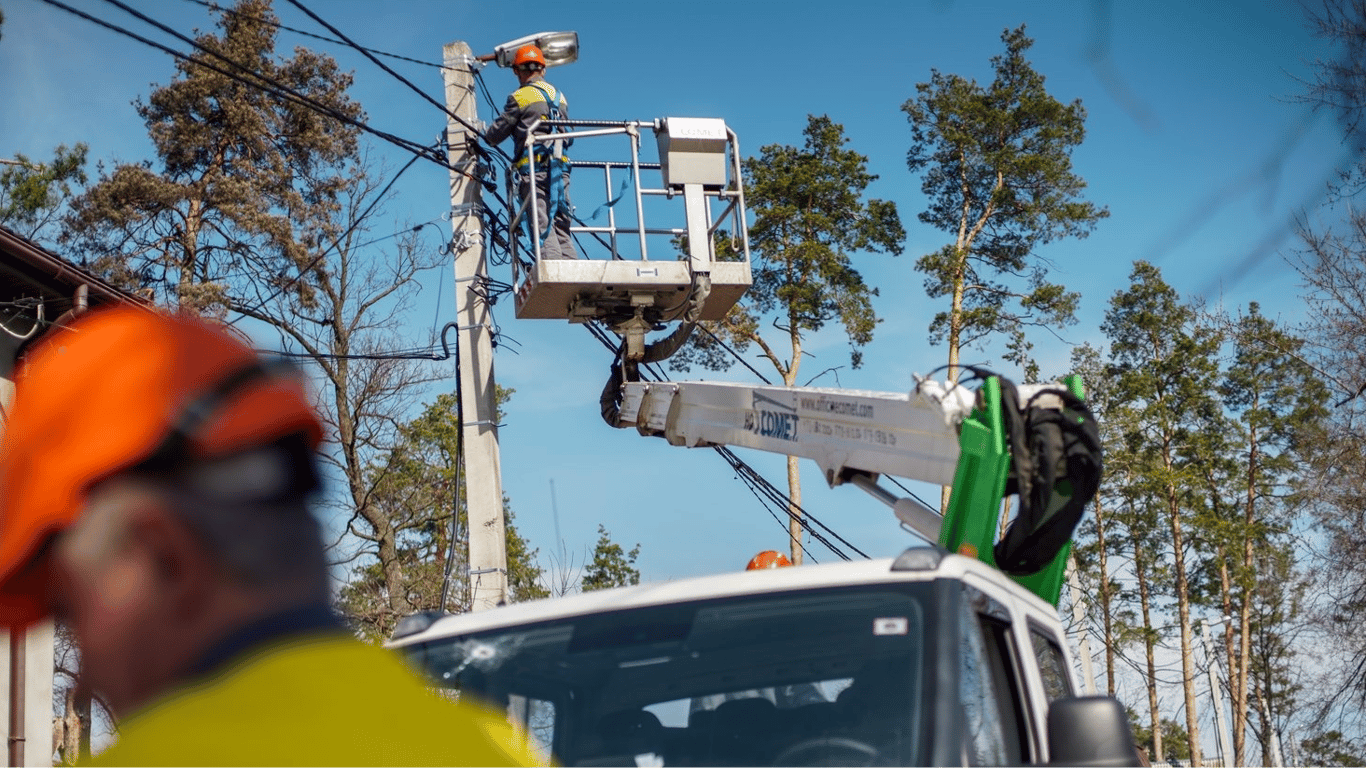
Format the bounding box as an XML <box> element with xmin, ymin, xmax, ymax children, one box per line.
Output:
<box><xmin>1200</xmin><ymin>619</ymin><xmax>1233</xmax><ymax>768</ymax></box>
<box><xmin>442</xmin><ymin>41</ymin><xmax>507</xmax><ymax>611</ymax></box>
<box><xmin>1065</xmin><ymin>559</ymin><xmax>1098</xmax><ymax>695</ymax></box>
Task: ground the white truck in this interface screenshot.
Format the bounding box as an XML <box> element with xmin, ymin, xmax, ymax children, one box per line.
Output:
<box><xmin>388</xmin><ymin>373</ymin><xmax>1140</xmax><ymax>766</ymax></box>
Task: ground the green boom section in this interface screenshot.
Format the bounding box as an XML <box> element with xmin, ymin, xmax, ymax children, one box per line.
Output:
<box><xmin>936</xmin><ymin>375</ymin><xmax>1085</xmax><ymax>606</ymax></box>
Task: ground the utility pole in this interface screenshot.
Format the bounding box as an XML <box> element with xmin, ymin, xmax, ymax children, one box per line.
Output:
<box><xmin>1200</xmin><ymin>618</ymin><xmax>1233</xmax><ymax>768</ymax></box>
<box><xmin>442</xmin><ymin>41</ymin><xmax>507</xmax><ymax>611</ymax></box>
<box><xmin>1066</xmin><ymin>560</ymin><xmax>1098</xmax><ymax>695</ymax></box>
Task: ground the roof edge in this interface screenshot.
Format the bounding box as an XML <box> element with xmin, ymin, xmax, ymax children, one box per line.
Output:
<box><xmin>0</xmin><ymin>225</ymin><xmax>152</xmax><ymax>310</ymax></box>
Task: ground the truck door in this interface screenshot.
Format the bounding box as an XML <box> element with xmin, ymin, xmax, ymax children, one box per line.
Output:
<box><xmin>958</xmin><ymin>584</ymin><xmax>1038</xmax><ymax>765</ymax></box>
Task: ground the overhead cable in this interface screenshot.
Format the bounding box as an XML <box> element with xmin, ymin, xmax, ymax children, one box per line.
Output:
<box><xmin>178</xmin><ymin>0</ymin><xmax>451</xmax><ymax>71</ymax></box>
<box><xmin>45</xmin><ymin>0</ymin><xmax>445</xmax><ymax>172</ymax></box>
<box><xmin>229</xmin><ymin>150</ymin><xmax>425</xmax><ymax>325</ymax></box>
<box><xmin>281</xmin><ymin>0</ymin><xmax>511</xmax><ymax>164</ymax></box>
<box><xmin>581</xmin><ymin>319</ymin><xmax>865</xmax><ymax>561</ymax></box>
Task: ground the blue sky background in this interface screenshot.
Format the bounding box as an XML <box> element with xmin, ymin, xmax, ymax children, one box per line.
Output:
<box><xmin>0</xmin><ymin>0</ymin><xmax>1348</xmax><ymax>585</ymax></box>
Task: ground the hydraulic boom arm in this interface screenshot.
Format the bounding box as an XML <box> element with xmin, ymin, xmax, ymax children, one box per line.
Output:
<box><xmin>611</xmin><ymin>374</ymin><xmax>1096</xmax><ymax>606</ymax></box>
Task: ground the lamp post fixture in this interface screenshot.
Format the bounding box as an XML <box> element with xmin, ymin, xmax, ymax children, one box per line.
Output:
<box><xmin>477</xmin><ymin>31</ymin><xmax>579</xmax><ymax>68</ymax></box>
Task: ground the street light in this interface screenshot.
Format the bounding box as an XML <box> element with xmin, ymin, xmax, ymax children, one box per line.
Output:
<box><xmin>479</xmin><ymin>31</ymin><xmax>579</xmax><ymax>69</ymax></box>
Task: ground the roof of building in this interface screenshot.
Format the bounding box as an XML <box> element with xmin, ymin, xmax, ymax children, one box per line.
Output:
<box><xmin>0</xmin><ymin>225</ymin><xmax>147</xmax><ymax>309</ymax></box>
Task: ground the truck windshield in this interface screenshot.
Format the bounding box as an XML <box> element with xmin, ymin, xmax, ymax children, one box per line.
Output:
<box><xmin>403</xmin><ymin>583</ymin><xmax>929</xmax><ymax>767</ymax></box>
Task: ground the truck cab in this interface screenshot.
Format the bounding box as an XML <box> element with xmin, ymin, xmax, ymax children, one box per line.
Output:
<box><xmin>390</xmin><ymin>548</ymin><xmax>1137</xmax><ymax>766</ymax></box>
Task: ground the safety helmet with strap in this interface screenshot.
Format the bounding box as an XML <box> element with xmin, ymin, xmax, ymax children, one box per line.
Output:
<box><xmin>0</xmin><ymin>307</ymin><xmax>324</xmax><ymax>627</ymax></box>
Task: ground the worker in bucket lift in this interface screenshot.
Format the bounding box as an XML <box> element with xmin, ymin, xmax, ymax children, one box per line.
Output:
<box><xmin>0</xmin><ymin>307</ymin><xmax>541</xmax><ymax>766</ymax></box>
<box><xmin>484</xmin><ymin>43</ymin><xmax>578</xmax><ymax>261</ymax></box>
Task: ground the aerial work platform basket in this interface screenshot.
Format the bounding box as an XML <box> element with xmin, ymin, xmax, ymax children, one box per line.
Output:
<box><xmin>507</xmin><ymin>117</ymin><xmax>752</xmax><ymax>343</ymax></box>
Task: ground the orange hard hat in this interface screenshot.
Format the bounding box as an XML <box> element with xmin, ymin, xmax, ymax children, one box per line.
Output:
<box><xmin>746</xmin><ymin>550</ymin><xmax>793</xmax><ymax>570</ymax></box>
<box><xmin>513</xmin><ymin>44</ymin><xmax>546</xmax><ymax>68</ymax></box>
<box><xmin>0</xmin><ymin>307</ymin><xmax>324</xmax><ymax>627</ymax></box>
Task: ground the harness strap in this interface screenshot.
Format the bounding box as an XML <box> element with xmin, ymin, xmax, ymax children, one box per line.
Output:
<box><xmin>521</xmin><ymin>82</ymin><xmax>571</xmax><ymax>241</ymax></box>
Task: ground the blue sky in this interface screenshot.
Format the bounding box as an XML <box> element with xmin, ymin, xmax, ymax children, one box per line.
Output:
<box><xmin>0</xmin><ymin>0</ymin><xmax>1348</xmax><ymax>587</ymax></box>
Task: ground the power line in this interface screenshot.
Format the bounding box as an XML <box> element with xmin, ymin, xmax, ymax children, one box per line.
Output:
<box><xmin>177</xmin><ymin>0</ymin><xmax>451</xmax><ymax>71</ymax></box>
<box><xmin>712</xmin><ymin>445</ymin><xmax>860</xmax><ymax>561</ymax></box>
<box><xmin>46</xmin><ymin>0</ymin><xmax>445</xmax><ymax>170</ymax></box>
<box><xmin>230</xmin><ymin>150</ymin><xmax>425</xmax><ymax>325</ymax></box>
<box><xmin>697</xmin><ymin>323</ymin><xmax>773</xmax><ymax>385</ymax></box>
<box><xmin>582</xmin><ymin>320</ymin><xmax>866</xmax><ymax>561</ymax></box>
<box><xmin>885</xmin><ymin>476</ymin><xmax>940</xmax><ymax>517</ymax></box>
<box><xmin>352</xmin><ymin>217</ymin><xmax>446</xmax><ymax>251</ymax></box>
<box><xmin>42</xmin><ymin>0</ymin><xmax>523</xmax><ymax>330</ymax></box>
<box><xmin>281</xmin><ymin>0</ymin><xmax>508</xmax><ymax>163</ymax></box>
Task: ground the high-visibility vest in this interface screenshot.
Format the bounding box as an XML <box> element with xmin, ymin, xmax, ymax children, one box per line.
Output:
<box><xmin>87</xmin><ymin>633</ymin><xmax>546</xmax><ymax>766</ymax></box>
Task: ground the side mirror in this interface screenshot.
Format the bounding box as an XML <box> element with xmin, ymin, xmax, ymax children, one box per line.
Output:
<box><xmin>1047</xmin><ymin>696</ymin><xmax>1143</xmax><ymax>767</ymax></box>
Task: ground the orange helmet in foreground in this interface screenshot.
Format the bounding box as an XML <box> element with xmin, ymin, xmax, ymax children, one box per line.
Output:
<box><xmin>746</xmin><ymin>550</ymin><xmax>793</xmax><ymax>570</ymax></box>
<box><xmin>0</xmin><ymin>307</ymin><xmax>324</xmax><ymax>627</ymax></box>
<box><xmin>513</xmin><ymin>44</ymin><xmax>546</xmax><ymax>69</ymax></box>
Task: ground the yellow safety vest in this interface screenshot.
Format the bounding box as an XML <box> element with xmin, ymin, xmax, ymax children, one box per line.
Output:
<box><xmin>86</xmin><ymin>633</ymin><xmax>547</xmax><ymax>766</ymax></box>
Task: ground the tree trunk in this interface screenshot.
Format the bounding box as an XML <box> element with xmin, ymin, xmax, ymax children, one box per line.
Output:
<box><xmin>1237</xmin><ymin>418</ymin><xmax>1261</xmax><ymax>767</ymax></box>
<box><xmin>1217</xmin><ymin>545</ymin><xmax>1245</xmax><ymax>767</ymax></box>
<box><xmin>1164</xmin><ymin>455</ymin><xmax>1202</xmax><ymax>767</ymax></box>
<box><xmin>77</xmin><ymin>684</ymin><xmax>90</xmax><ymax>761</ymax></box>
<box><xmin>785</xmin><ymin>308</ymin><xmax>804</xmax><ymax>565</ymax></box>
<box><xmin>1094</xmin><ymin>498</ymin><xmax>1117</xmax><ymax>696</ymax></box>
<box><xmin>59</xmin><ymin>686</ymin><xmax>79</xmax><ymax>765</ymax></box>
<box><xmin>1136</xmin><ymin>545</ymin><xmax>1163</xmax><ymax>761</ymax></box>
<box><xmin>940</xmin><ymin>243</ymin><xmax>968</xmax><ymax>514</ymax></box>
<box><xmin>787</xmin><ymin>455</ymin><xmax>804</xmax><ymax>565</ymax></box>
<box><xmin>177</xmin><ymin>196</ymin><xmax>203</xmax><ymax>307</ymax></box>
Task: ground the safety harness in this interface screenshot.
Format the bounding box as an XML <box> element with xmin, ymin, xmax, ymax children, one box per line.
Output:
<box><xmin>522</xmin><ymin>82</ymin><xmax>571</xmax><ymax>243</ymax></box>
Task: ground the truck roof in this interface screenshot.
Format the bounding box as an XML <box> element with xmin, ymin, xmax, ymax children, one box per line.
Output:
<box><xmin>387</xmin><ymin>547</ymin><xmax>1064</xmax><ymax>649</ymax></box>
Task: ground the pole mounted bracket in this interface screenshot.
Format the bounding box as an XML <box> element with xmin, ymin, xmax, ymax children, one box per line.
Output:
<box><xmin>453</xmin><ymin>229</ymin><xmax>482</xmax><ymax>253</ymax></box>
<box><xmin>615</xmin><ymin>308</ymin><xmax>652</xmax><ymax>362</ymax></box>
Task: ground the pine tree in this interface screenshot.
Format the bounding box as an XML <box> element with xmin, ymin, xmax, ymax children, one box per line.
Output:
<box><xmin>338</xmin><ymin>392</ymin><xmax>547</xmax><ymax>643</ymax></box>
<box><xmin>0</xmin><ymin>144</ymin><xmax>87</xmax><ymax>244</ymax></box>
<box><xmin>63</xmin><ymin>0</ymin><xmax>361</xmax><ymax>314</ymax></box>
<box><xmin>903</xmin><ymin>25</ymin><xmax>1107</xmax><ymax>385</ymax></box>
<box><xmin>669</xmin><ymin>114</ymin><xmax>903</xmax><ymax>563</ymax></box>
<box><xmin>1065</xmin><ymin>342</ymin><xmax>1124</xmax><ymax>696</ymax></box>
<box><xmin>581</xmin><ymin>525</ymin><xmax>640</xmax><ymax>592</ymax></box>
<box><xmin>1102</xmin><ymin>261</ymin><xmax>1221</xmax><ymax>765</ymax></box>
<box><xmin>1212</xmin><ymin>304</ymin><xmax>1327</xmax><ymax>763</ymax></box>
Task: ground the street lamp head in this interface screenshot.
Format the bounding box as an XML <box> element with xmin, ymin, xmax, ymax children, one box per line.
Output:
<box><xmin>489</xmin><ymin>31</ymin><xmax>578</xmax><ymax>69</ymax></box>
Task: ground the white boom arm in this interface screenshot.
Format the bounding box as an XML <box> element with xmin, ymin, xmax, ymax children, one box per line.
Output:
<box><xmin>614</xmin><ymin>379</ymin><xmax>978</xmax><ymax>538</ymax></box>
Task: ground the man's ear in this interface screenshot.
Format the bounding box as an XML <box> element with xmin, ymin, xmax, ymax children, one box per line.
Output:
<box><xmin>123</xmin><ymin>505</ymin><xmax>214</xmax><ymax>619</ymax></box>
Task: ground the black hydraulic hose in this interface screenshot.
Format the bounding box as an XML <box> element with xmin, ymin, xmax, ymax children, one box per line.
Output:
<box><xmin>640</xmin><ymin>322</ymin><xmax>695</xmax><ymax>364</ymax></box>
<box><xmin>599</xmin><ymin>359</ymin><xmax>624</xmax><ymax>427</ymax></box>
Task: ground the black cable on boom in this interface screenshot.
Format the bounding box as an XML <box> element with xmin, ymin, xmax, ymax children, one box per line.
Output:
<box><xmin>582</xmin><ymin>321</ymin><xmax>867</xmax><ymax>562</ymax></box>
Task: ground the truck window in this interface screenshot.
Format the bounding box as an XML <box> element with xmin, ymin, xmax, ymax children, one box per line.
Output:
<box><xmin>959</xmin><ymin>593</ymin><xmax>1029</xmax><ymax>765</ymax></box>
<box><xmin>404</xmin><ymin>583</ymin><xmax>931</xmax><ymax>766</ymax></box>
<box><xmin>507</xmin><ymin>694</ymin><xmax>557</xmax><ymax>760</ymax></box>
<box><xmin>1027</xmin><ymin>626</ymin><xmax>1074</xmax><ymax>703</ymax></box>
